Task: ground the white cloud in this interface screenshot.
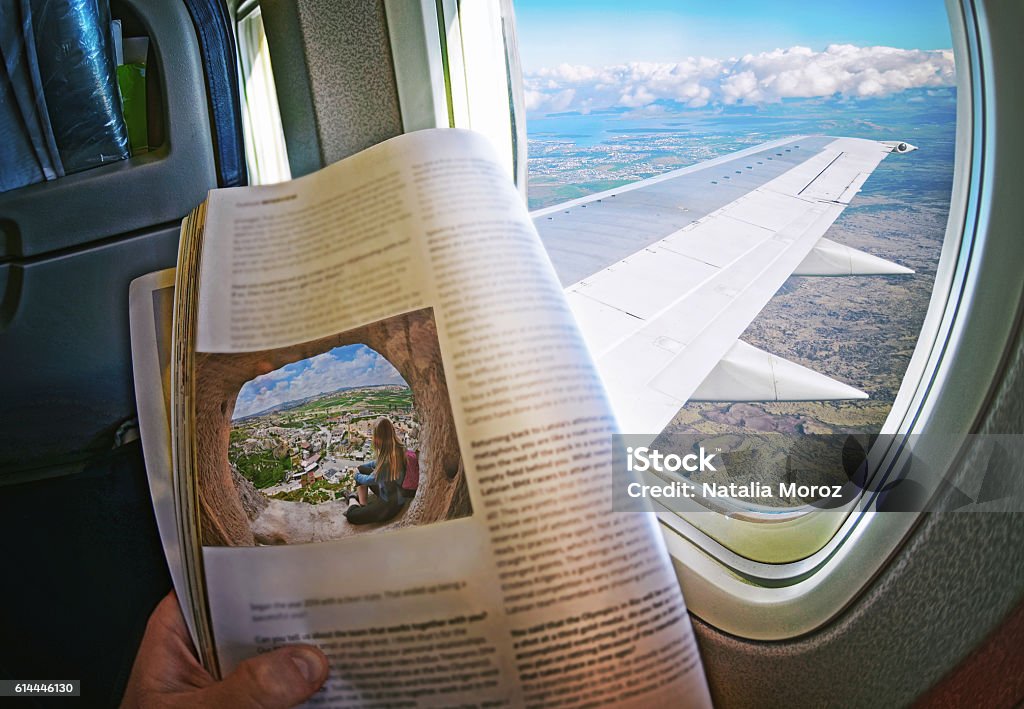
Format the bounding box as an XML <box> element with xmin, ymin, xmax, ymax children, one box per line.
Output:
<box><xmin>523</xmin><ymin>45</ymin><xmax>955</xmax><ymax>114</ymax></box>
<box><xmin>232</xmin><ymin>346</ymin><xmax>405</xmax><ymax>419</ymax></box>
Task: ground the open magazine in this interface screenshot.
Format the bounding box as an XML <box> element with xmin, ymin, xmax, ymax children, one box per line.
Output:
<box><xmin>129</xmin><ymin>128</ymin><xmax>713</xmax><ymax>707</ymax></box>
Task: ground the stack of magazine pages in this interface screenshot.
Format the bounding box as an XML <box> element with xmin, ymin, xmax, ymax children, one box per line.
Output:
<box><xmin>129</xmin><ymin>128</ymin><xmax>712</xmax><ymax>707</ymax></box>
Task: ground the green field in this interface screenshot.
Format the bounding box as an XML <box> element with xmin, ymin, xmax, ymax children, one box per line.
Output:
<box><xmin>295</xmin><ymin>388</ymin><xmax>413</xmax><ymax>414</ymax></box>
<box><xmin>233</xmin><ymin>450</ymin><xmax>293</xmax><ymax>489</ymax></box>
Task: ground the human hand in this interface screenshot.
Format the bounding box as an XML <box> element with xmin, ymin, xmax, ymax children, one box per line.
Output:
<box><xmin>121</xmin><ymin>592</ymin><xmax>329</xmax><ymax>708</ymax></box>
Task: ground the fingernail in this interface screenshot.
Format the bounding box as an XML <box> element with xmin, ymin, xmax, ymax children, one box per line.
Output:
<box><xmin>289</xmin><ymin>647</ymin><xmax>324</xmax><ymax>683</ymax></box>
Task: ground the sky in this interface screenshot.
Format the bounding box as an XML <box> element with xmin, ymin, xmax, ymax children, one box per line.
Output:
<box><xmin>513</xmin><ymin>0</ymin><xmax>956</xmax><ymax>115</ymax></box>
<box><xmin>514</xmin><ymin>0</ymin><xmax>954</xmax><ymax>70</ymax></box>
<box><xmin>232</xmin><ymin>344</ymin><xmax>405</xmax><ymax>420</ymax></box>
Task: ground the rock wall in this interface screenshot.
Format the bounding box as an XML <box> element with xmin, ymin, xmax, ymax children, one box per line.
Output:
<box><xmin>194</xmin><ymin>307</ymin><xmax>469</xmax><ymax>546</ymax></box>
<box><xmin>231</xmin><ymin>464</ymin><xmax>268</xmax><ymax>520</ymax></box>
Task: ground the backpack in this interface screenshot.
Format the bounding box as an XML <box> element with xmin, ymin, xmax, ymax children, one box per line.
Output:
<box><xmin>401</xmin><ymin>450</ymin><xmax>419</xmax><ymax>498</ymax></box>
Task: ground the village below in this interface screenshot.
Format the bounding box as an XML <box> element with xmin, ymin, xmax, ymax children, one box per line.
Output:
<box><xmin>229</xmin><ymin>384</ymin><xmax>418</xmax><ymax>505</ymax></box>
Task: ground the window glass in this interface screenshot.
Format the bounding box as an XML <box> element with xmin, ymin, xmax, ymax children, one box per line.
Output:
<box><xmin>236</xmin><ymin>6</ymin><xmax>290</xmax><ymax>185</ymax></box>
<box><xmin>514</xmin><ymin>0</ymin><xmax>958</xmax><ymax>558</ymax></box>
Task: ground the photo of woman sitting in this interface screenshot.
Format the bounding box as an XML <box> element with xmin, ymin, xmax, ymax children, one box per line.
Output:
<box><xmin>345</xmin><ymin>418</ymin><xmax>414</xmax><ymax>525</ymax></box>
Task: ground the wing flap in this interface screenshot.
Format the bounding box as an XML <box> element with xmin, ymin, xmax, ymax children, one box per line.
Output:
<box><xmin>795</xmin><ymin>237</ymin><xmax>915</xmax><ymax>276</ymax></box>
<box><xmin>646</xmin><ymin>205</ymin><xmax>842</xmax><ymax>404</ymax></box>
<box><xmin>572</xmin><ymin>247</ymin><xmax>719</xmax><ymax>320</ymax></box>
<box><xmin>724</xmin><ymin>189</ymin><xmax>811</xmax><ymax>232</ymax></box>
<box><xmin>689</xmin><ymin>340</ymin><xmax>868</xmax><ymax>402</ymax></box>
<box><xmin>565</xmin><ymin>291</ymin><xmax>642</xmax><ymax>356</ymax></box>
<box><xmin>660</xmin><ymin>216</ymin><xmax>772</xmax><ymax>267</ymax></box>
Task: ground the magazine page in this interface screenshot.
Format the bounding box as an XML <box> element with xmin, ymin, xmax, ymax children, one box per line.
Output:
<box><xmin>181</xmin><ymin>128</ymin><xmax>712</xmax><ymax>706</ymax></box>
<box><xmin>128</xmin><ymin>268</ymin><xmax>197</xmax><ymax>646</ymax></box>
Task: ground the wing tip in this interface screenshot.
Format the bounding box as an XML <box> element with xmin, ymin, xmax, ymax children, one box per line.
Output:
<box><xmin>882</xmin><ymin>140</ymin><xmax>919</xmax><ymax>154</ymax></box>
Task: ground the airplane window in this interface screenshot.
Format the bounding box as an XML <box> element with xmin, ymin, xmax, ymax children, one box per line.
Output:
<box><xmin>514</xmin><ymin>1</ymin><xmax>958</xmax><ymax>563</ymax></box>
<box><xmin>235</xmin><ymin>2</ymin><xmax>290</xmax><ymax>185</ymax></box>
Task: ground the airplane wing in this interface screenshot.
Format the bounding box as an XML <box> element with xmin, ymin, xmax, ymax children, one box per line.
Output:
<box><xmin>532</xmin><ymin>135</ymin><xmax>916</xmax><ymax>434</ymax></box>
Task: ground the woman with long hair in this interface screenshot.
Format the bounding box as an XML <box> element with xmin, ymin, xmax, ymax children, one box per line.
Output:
<box><xmin>346</xmin><ymin>418</ymin><xmax>409</xmax><ymax>525</ymax></box>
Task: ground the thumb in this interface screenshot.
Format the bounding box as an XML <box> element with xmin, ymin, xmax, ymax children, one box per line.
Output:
<box><xmin>199</xmin><ymin>645</ymin><xmax>329</xmax><ymax>708</ymax></box>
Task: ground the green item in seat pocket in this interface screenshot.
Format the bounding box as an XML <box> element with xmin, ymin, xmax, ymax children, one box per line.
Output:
<box><xmin>117</xmin><ymin>62</ymin><xmax>148</xmax><ymax>155</ymax></box>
